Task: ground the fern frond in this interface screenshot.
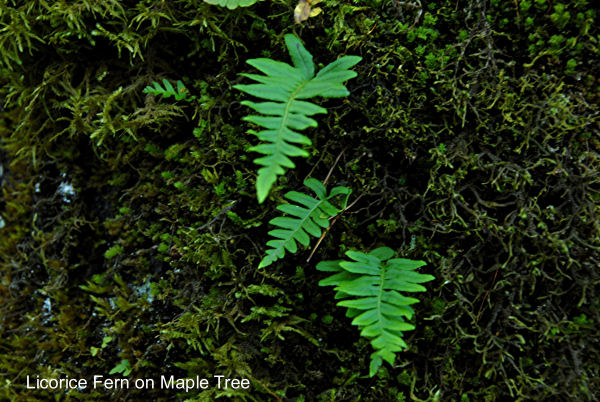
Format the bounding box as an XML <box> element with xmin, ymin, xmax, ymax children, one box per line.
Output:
<box><xmin>143</xmin><ymin>79</ymin><xmax>196</xmax><ymax>102</ymax></box>
<box><xmin>259</xmin><ymin>178</ymin><xmax>351</xmax><ymax>269</ymax></box>
<box><xmin>203</xmin><ymin>0</ymin><xmax>258</xmax><ymax>8</ymax></box>
<box><xmin>317</xmin><ymin>247</ymin><xmax>434</xmax><ymax>377</ymax></box>
<box><xmin>235</xmin><ymin>34</ymin><xmax>361</xmax><ymax>203</ymax></box>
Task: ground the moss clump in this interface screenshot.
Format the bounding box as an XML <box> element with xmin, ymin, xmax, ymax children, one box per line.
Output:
<box><xmin>1</xmin><ymin>0</ymin><xmax>598</xmax><ymax>400</ymax></box>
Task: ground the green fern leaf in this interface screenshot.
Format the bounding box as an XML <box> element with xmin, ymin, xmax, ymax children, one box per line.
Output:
<box><xmin>259</xmin><ymin>178</ymin><xmax>351</xmax><ymax>269</ymax></box>
<box><xmin>317</xmin><ymin>247</ymin><xmax>434</xmax><ymax>377</ymax></box>
<box><xmin>203</xmin><ymin>0</ymin><xmax>259</xmax><ymax>8</ymax></box>
<box><xmin>143</xmin><ymin>79</ymin><xmax>196</xmax><ymax>102</ymax></box>
<box><xmin>235</xmin><ymin>34</ymin><xmax>361</xmax><ymax>203</ymax></box>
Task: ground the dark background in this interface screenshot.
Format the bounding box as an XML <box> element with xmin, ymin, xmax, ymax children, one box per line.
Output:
<box><xmin>1</xmin><ymin>0</ymin><xmax>598</xmax><ymax>400</ymax></box>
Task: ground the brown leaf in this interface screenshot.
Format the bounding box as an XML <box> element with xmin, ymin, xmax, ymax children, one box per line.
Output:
<box><xmin>294</xmin><ymin>0</ymin><xmax>311</xmax><ymax>24</ymax></box>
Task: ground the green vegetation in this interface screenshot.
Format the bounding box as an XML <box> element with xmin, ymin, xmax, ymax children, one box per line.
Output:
<box><xmin>259</xmin><ymin>177</ymin><xmax>350</xmax><ymax>268</ymax></box>
<box><xmin>0</xmin><ymin>0</ymin><xmax>598</xmax><ymax>400</ymax></box>
<box><xmin>143</xmin><ymin>79</ymin><xmax>197</xmax><ymax>102</ymax></box>
<box><xmin>318</xmin><ymin>247</ymin><xmax>434</xmax><ymax>377</ymax></box>
<box><xmin>203</xmin><ymin>0</ymin><xmax>259</xmax><ymax>9</ymax></box>
<box><xmin>236</xmin><ymin>34</ymin><xmax>360</xmax><ymax>203</ymax></box>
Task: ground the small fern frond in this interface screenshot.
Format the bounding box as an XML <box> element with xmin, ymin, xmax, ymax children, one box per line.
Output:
<box><xmin>235</xmin><ymin>34</ymin><xmax>361</xmax><ymax>203</ymax></box>
<box><xmin>317</xmin><ymin>247</ymin><xmax>434</xmax><ymax>377</ymax></box>
<box><xmin>259</xmin><ymin>178</ymin><xmax>351</xmax><ymax>269</ymax></box>
<box><xmin>203</xmin><ymin>0</ymin><xmax>259</xmax><ymax>8</ymax></box>
<box><xmin>143</xmin><ymin>79</ymin><xmax>196</xmax><ymax>102</ymax></box>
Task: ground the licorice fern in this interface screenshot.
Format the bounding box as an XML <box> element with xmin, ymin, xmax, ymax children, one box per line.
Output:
<box><xmin>259</xmin><ymin>178</ymin><xmax>351</xmax><ymax>269</ymax></box>
<box><xmin>235</xmin><ymin>34</ymin><xmax>361</xmax><ymax>203</ymax></box>
<box><xmin>203</xmin><ymin>0</ymin><xmax>259</xmax><ymax>8</ymax></box>
<box><xmin>317</xmin><ymin>247</ymin><xmax>434</xmax><ymax>377</ymax></box>
<box><xmin>143</xmin><ymin>79</ymin><xmax>196</xmax><ymax>102</ymax></box>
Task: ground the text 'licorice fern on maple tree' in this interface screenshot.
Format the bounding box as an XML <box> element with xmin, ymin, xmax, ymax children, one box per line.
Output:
<box><xmin>317</xmin><ymin>247</ymin><xmax>434</xmax><ymax>377</ymax></box>
<box><xmin>259</xmin><ymin>178</ymin><xmax>351</xmax><ymax>269</ymax></box>
<box><xmin>235</xmin><ymin>34</ymin><xmax>361</xmax><ymax>203</ymax></box>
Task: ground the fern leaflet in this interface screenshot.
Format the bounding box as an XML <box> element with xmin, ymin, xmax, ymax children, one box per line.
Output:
<box><xmin>143</xmin><ymin>79</ymin><xmax>196</xmax><ymax>102</ymax></box>
<box><xmin>317</xmin><ymin>247</ymin><xmax>434</xmax><ymax>377</ymax></box>
<box><xmin>259</xmin><ymin>178</ymin><xmax>351</xmax><ymax>269</ymax></box>
<box><xmin>203</xmin><ymin>0</ymin><xmax>259</xmax><ymax>8</ymax></box>
<box><xmin>235</xmin><ymin>34</ymin><xmax>361</xmax><ymax>203</ymax></box>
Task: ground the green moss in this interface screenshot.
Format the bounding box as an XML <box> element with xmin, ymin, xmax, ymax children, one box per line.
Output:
<box><xmin>1</xmin><ymin>0</ymin><xmax>599</xmax><ymax>399</ymax></box>
<box><xmin>104</xmin><ymin>245</ymin><xmax>124</xmax><ymax>259</ymax></box>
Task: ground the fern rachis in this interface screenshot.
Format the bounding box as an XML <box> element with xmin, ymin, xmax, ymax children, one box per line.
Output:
<box><xmin>317</xmin><ymin>247</ymin><xmax>434</xmax><ymax>376</ymax></box>
<box><xmin>235</xmin><ymin>34</ymin><xmax>360</xmax><ymax>203</ymax></box>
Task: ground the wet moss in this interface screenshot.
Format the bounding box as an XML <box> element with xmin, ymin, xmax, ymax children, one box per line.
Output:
<box><xmin>1</xmin><ymin>0</ymin><xmax>599</xmax><ymax>400</ymax></box>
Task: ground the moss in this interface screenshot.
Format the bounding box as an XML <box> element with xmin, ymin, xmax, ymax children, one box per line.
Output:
<box><xmin>1</xmin><ymin>0</ymin><xmax>599</xmax><ymax>400</ymax></box>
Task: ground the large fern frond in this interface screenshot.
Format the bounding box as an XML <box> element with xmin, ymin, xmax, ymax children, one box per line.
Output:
<box><xmin>259</xmin><ymin>178</ymin><xmax>351</xmax><ymax>269</ymax></box>
<box><xmin>203</xmin><ymin>0</ymin><xmax>258</xmax><ymax>8</ymax></box>
<box><xmin>235</xmin><ymin>34</ymin><xmax>361</xmax><ymax>203</ymax></box>
<box><xmin>317</xmin><ymin>247</ymin><xmax>434</xmax><ymax>377</ymax></box>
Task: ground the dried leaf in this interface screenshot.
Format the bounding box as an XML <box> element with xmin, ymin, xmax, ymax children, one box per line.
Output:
<box><xmin>294</xmin><ymin>0</ymin><xmax>311</xmax><ymax>23</ymax></box>
<box><xmin>294</xmin><ymin>0</ymin><xmax>322</xmax><ymax>24</ymax></box>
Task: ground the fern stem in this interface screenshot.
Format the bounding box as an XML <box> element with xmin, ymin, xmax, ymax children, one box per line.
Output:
<box><xmin>376</xmin><ymin>261</ymin><xmax>386</xmax><ymax>343</ymax></box>
<box><xmin>322</xmin><ymin>146</ymin><xmax>347</xmax><ymax>186</ymax></box>
<box><xmin>306</xmin><ymin>193</ymin><xmax>363</xmax><ymax>263</ymax></box>
<box><xmin>268</xmin><ymin>81</ymin><xmax>309</xmax><ymax>189</ymax></box>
